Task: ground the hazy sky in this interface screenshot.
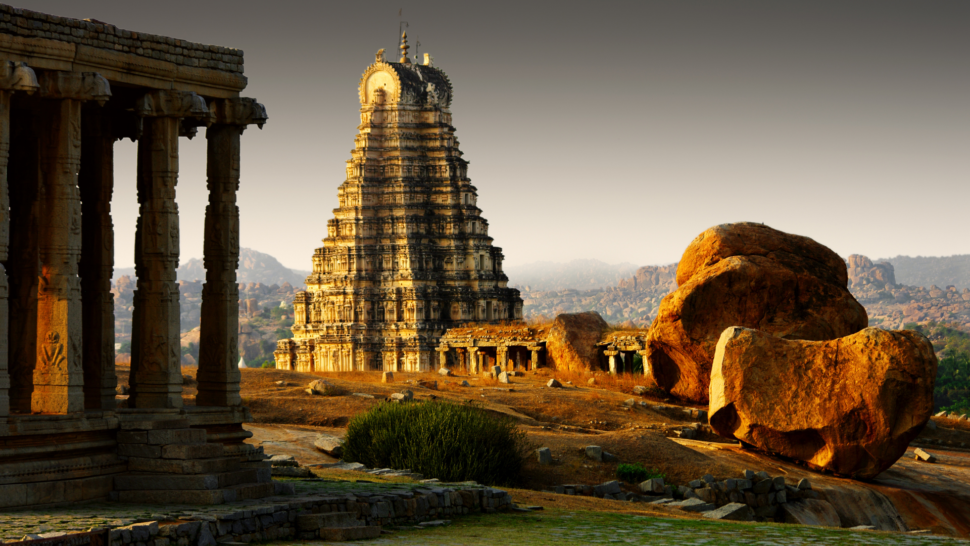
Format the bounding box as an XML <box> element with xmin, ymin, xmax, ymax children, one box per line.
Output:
<box><xmin>14</xmin><ymin>1</ymin><xmax>970</xmax><ymax>270</ymax></box>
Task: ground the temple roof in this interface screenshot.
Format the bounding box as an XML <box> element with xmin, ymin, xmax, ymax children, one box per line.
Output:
<box><xmin>359</xmin><ymin>55</ymin><xmax>453</xmax><ymax>109</ymax></box>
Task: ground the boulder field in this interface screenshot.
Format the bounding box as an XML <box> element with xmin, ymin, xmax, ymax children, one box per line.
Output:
<box><xmin>709</xmin><ymin>327</ymin><xmax>937</xmax><ymax>479</ymax></box>
<box><xmin>645</xmin><ymin>222</ymin><xmax>868</xmax><ymax>403</ymax></box>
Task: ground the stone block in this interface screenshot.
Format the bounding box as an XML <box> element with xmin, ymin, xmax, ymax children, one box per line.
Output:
<box><xmin>383</xmin><ymin>371</ymin><xmax>395</xmax><ymax>382</ymax></box>
<box><xmin>120</xmin><ymin>418</ymin><xmax>190</xmax><ymax>430</ymax></box>
<box><xmin>914</xmin><ymin>448</ymin><xmax>936</xmax><ymax>463</ymax></box>
<box><xmin>668</xmin><ymin>497</ymin><xmax>715</xmax><ymax>512</ymax></box>
<box><xmin>602</xmin><ymin>451</ymin><xmax>618</xmax><ymax>463</ymax></box>
<box><xmin>146</xmin><ymin>428</ymin><xmax>207</xmax><ymax>445</ymax></box>
<box><xmin>498</xmin><ymin>371</ymin><xmax>510</xmax><ymax>384</ymax></box>
<box><xmin>119</xmin><ymin>443</ymin><xmax>163</xmax><ymax>458</ymax></box>
<box><xmin>25</xmin><ymin>479</ymin><xmax>66</xmax><ymax>505</ymax></box>
<box><xmin>118</xmin><ymin>489</ymin><xmax>226</xmax><ymax>504</ymax></box>
<box><xmin>797</xmin><ymin>478</ymin><xmax>813</xmax><ymax>490</ymax></box>
<box><xmin>127</xmin><ymin>456</ymin><xmax>236</xmax><ymax>474</ymax></box>
<box><xmin>162</xmin><ymin>443</ymin><xmax>224</xmax><ymax>459</ymax></box>
<box><xmin>536</xmin><ymin>447</ymin><xmax>552</xmax><ymax>465</ymax></box>
<box><xmin>755</xmin><ymin>504</ymin><xmax>779</xmax><ymax>519</ymax></box>
<box><xmin>695</xmin><ymin>487</ymin><xmax>715</xmax><ymax>503</ymax></box>
<box><xmin>114</xmin><ymin>473</ymin><xmax>220</xmax><ymax>491</ymax></box>
<box><xmin>773</xmin><ymin>476</ymin><xmax>786</xmax><ymax>491</ymax></box>
<box><xmin>118</xmin><ymin>431</ymin><xmax>149</xmax><ymax>444</ymax></box>
<box><xmin>318</xmin><ymin>526</ymin><xmax>382</xmax><ymax>541</ymax></box>
<box><xmin>585</xmin><ymin>445</ymin><xmax>602</xmax><ymax>461</ymax></box>
<box><xmin>752</xmin><ymin>478</ymin><xmax>773</xmax><ymax>494</ymax></box>
<box><xmin>702</xmin><ymin>502</ymin><xmax>754</xmax><ymax>521</ymax></box>
<box><xmin>638</xmin><ymin>478</ymin><xmax>664</xmax><ymax>495</ymax></box>
<box><xmin>592</xmin><ymin>480</ymin><xmax>622</xmax><ymax>497</ymax></box>
<box><xmin>296</xmin><ymin>511</ymin><xmax>360</xmax><ymax>531</ymax></box>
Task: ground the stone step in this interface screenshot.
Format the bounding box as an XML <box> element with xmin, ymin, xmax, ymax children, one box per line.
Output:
<box><xmin>127</xmin><ymin>455</ymin><xmax>239</xmax><ymax>475</ymax></box>
<box><xmin>114</xmin><ymin>469</ymin><xmax>261</xmax><ymax>491</ymax></box>
<box><xmin>297</xmin><ymin>512</ymin><xmax>360</xmax><ymax>531</ymax></box>
<box><xmin>115</xmin><ymin>481</ymin><xmax>276</xmax><ymax>505</ymax></box>
<box><xmin>118</xmin><ymin>428</ymin><xmax>207</xmax><ymax>446</ymax></box>
<box><xmin>119</xmin><ymin>418</ymin><xmax>191</xmax><ymax>431</ymax></box>
<box><xmin>161</xmin><ymin>443</ymin><xmax>225</xmax><ymax>460</ymax></box>
<box><xmin>239</xmin><ymin>461</ymin><xmax>274</xmax><ymax>483</ymax></box>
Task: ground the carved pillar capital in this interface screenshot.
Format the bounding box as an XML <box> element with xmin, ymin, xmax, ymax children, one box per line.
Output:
<box><xmin>0</xmin><ymin>61</ymin><xmax>39</xmax><ymax>94</ymax></box>
<box><xmin>135</xmin><ymin>90</ymin><xmax>210</xmax><ymax>121</ymax></box>
<box><xmin>209</xmin><ymin>97</ymin><xmax>267</xmax><ymax>130</ymax></box>
<box><xmin>37</xmin><ymin>71</ymin><xmax>110</xmax><ymax>105</ymax></box>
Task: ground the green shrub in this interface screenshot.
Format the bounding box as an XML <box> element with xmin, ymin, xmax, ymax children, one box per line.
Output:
<box><xmin>261</xmin><ymin>361</ymin><xmax>275</xmax><ymax>369</ymax></box>
<box><xmin>341</xmin><ymin>401</ymin><xmax>527</xmax><ymax>485</ymax></box>
<box><xmin>616</xmin><ymin>463</ymin><xmax>666</xmax><ymax>484</ymax></box>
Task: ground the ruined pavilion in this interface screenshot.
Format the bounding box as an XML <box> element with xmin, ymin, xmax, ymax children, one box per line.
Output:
<box><xmin>0</xmin><ymin>5</ymin><xmax>275</xmax><ymax>508</ymax></box>
<box><xmin>275</xmin><ymin>35</ymin><xmax>523</xmax><ymax>373</ymax></box>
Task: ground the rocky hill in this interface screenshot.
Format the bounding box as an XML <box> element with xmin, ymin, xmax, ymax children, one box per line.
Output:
<box><xmin>114</xmin><ymin>247</ymin><xmax>310</xmax><ymax>287</ymax></box>
<box><xmin>506</xmin><ymin>259</ymin><xmax>639</xmax><ymax>292</ymax></box>
<box><xmin>878</xmin><ymin>254</ymin><xmax>970</xmax><ymax>291</ymax></box>
<box><xmin>522</xmin><ymin>255</ymin><xmax>970</xmax><ymax>332</ymax></box>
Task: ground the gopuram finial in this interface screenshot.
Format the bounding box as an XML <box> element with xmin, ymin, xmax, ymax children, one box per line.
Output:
<box><xmin>376</xmin><ymin>48</ymin><xmax>385</xmax><ymax>62</ymax></box>
<box><xmin>399</xmin><ymin>32</ymin><xmax>410</xmax><ymax>64</ymax></box>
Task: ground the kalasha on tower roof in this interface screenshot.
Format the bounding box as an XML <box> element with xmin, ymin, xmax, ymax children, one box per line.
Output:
<box><xmin>275</xmin><ymin>34</ymin><xmax>523</xmax><ymax>375</ymax></box>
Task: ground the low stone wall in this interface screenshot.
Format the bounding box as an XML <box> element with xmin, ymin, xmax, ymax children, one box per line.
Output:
<box><xmin>101</xmin><ymin>485</ymin><xmax>512</xmax><ymax>546</ymax></box>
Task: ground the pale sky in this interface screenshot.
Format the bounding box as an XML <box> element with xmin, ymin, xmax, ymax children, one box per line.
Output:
<box><xmin>15</xmin><ymin>1</ymin><xmax>970</xmax><ymax>270</ymax></box>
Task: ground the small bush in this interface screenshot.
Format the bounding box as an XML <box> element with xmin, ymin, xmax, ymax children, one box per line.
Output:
<box><xmin>341</xmin><ymin>400</ymin><xmax>527</xmax><ymax>485</ymax></box>
<box><xmin>261</xmin><ymin>361</ymin><xmax>275</xmax><ymax>369</ymax></box>
<box><xmin>616</xmin><ymin>463</ymin><xmax>666</xmax><ymax>484</ymax></box>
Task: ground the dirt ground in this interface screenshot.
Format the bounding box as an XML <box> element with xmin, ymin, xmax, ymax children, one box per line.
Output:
<box><xmin>116</xmin><ymin>364</ymin><xmax>970</xmax><ymax>536</ymax></box>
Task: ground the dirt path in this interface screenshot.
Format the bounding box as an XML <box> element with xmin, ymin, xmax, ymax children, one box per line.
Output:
<box><xmin>244</xmin><ymin>423</ymin><xmax>343</xmax><ymax>465</ymax></box>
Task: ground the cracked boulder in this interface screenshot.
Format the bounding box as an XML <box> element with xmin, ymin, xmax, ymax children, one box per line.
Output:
<box><xmin>709</xmin><ymin>326</ymin><xmax>937</xmax><ymax>479</ymax></box>
<box><xmin>645</xmin><ymin>222</ymin><xmax>868</xmax><ymax>403</ymax></box>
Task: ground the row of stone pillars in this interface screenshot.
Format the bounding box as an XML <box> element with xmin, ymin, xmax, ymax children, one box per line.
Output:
<box><xmin>0</xmin><ymin>61</ymin><xmax>266</xmax><ymax>418</ymax></box>
<box><xmin>605</xmin><ymin>349</ymin><xmax>649</xmax><ymax>375</ymax></box>
<box><xmin>436</xmin><ymin>346</ymin><xmax>542</xmax><ymax>374</ymax></box>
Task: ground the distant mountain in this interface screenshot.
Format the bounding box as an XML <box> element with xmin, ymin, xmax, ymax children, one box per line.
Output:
<box><xmin>877</xmin><ymin>255</ymin><xmax>970</xmax><ymax>291</ymax></box>
<box><xmin>113</xmin><ymin>248</ymin><xmax>309</xmax><ymax>287</ymax></box>
<box><xmin>505</xmin><ymin>259</ymin><xmax>640</xmax><ymax>292</ymax></box>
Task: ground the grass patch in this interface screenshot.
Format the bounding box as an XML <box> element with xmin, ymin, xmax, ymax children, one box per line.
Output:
<box><xmin>616</xmin><ymin>463</ymin><xmax>666</xmax><ymax>484</ymax></box>
<box><xmin>341</xmin><ymin>400</ymin><xmax>528</xmax><ymax>485</ymax></box>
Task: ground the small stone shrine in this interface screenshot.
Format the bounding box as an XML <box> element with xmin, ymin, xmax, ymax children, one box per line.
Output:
<box><xmin>0</xmin><ymin>5</ymin><xmax>273</xmax><ymax>508</ymax></box>
<box><xmin>276</xmin><ymin>35</ymin><xmax>522</xmax><ymax>373</ymax></box>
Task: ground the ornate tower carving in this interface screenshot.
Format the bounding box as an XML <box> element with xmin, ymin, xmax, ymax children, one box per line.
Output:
<box><xmin>281</xmin><ymin>44</ymin><xmax>522</xmax><ymax>373</ymax></box>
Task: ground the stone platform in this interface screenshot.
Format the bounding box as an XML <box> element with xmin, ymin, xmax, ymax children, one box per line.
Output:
<box><xmin>0</xmin><ymin>478</ymin><xmax>514</xmax><ymax>544</ymax></box>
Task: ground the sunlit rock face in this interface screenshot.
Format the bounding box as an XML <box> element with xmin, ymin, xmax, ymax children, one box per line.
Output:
<box><xmin>709</xmin><ymin>326</ymin><xmax>937</xmax><ymax>479</ymax></box>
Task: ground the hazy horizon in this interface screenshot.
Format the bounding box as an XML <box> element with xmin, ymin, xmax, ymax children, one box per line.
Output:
<box><xmin>13</xmin><ymin>0</ymin><xmax>970</xmax><ymax>271</ymax></box>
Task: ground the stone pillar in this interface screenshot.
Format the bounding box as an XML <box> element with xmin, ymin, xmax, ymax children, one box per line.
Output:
<box><xmin>197</xmin><ymin>98</ymin><xmax>265</xmax><ymax>407</ymax></box>
<box><xmin>437</xmin><ymin>347</ymin><xmax>448</xmax><ymax>370</ymax></box>
<box><xmin>638</xmin><ymin>350</ymin><xmax>650</xmax><ymax>377</ymax></box>
<box><xmin>0</xmin><ymin>62</ymin><xmax>36</xmax><ymax>419</ymax></box>
<box><xmin>32</xmin><ymin>71</ymin><xmax>111</xmax><ymax>414</ymax></box>
<box><xmin>468</xmin><ymin>347</ymin><xmax>479</xmax><ymax>374</ymax></box>
<box><xmin>497</xmin><ymin>346</ymin><xmax>508</xmax><ymax>371</ymax></box>
<box><xmin>530</xmin><ymin>348</ymin><xmax>540</xmax><ymax>371</ymax></box>
<box><xmin>79</xmin><ymin>104</ymin><xmax>118</xmax><ymax>410</ymax></box>
<box><xmin>515</xmin><ymin>349</ymin><xmax>522</xmax><ymax>371</ymax></box>
<box><xmin>129</xmin><ymin>90</ymin><xmax>208</xmax><ymax>409</ymax></box>
<box><xmin>605</xmin><ymin>350</ymin><xmax>618</xmax><ymax>375</ymax></box>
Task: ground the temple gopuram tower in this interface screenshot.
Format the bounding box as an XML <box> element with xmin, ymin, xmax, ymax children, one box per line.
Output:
<box><xmin>277</xmin><ymin>36</ymin><xmax>522</xmax><ymax>373</ymax></box>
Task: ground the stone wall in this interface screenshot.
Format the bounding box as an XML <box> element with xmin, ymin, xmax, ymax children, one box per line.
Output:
<box><xmin>103</xmin><ymin>486</ymin><xmax>512</xmax><ymax>545</ymax></box>
<box><xmin>0</xmin><ymin>4</ymin><xmax>243</xmax><ymax>74</ymax></box>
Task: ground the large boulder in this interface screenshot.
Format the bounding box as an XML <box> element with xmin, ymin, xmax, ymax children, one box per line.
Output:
<box><xmin>645</xmin><ymin>223</ymin><xmax>868</xmax><ymax>402</ymax></box>
<box><xmin>709</xmin><ymin>327</ymin><xmax>937</xmax><ymax>479</ymax></box>
<box><xmin>546</xmin><ymin>312</ymin><xmax>609</xmax><ymax>371</ymax></box>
